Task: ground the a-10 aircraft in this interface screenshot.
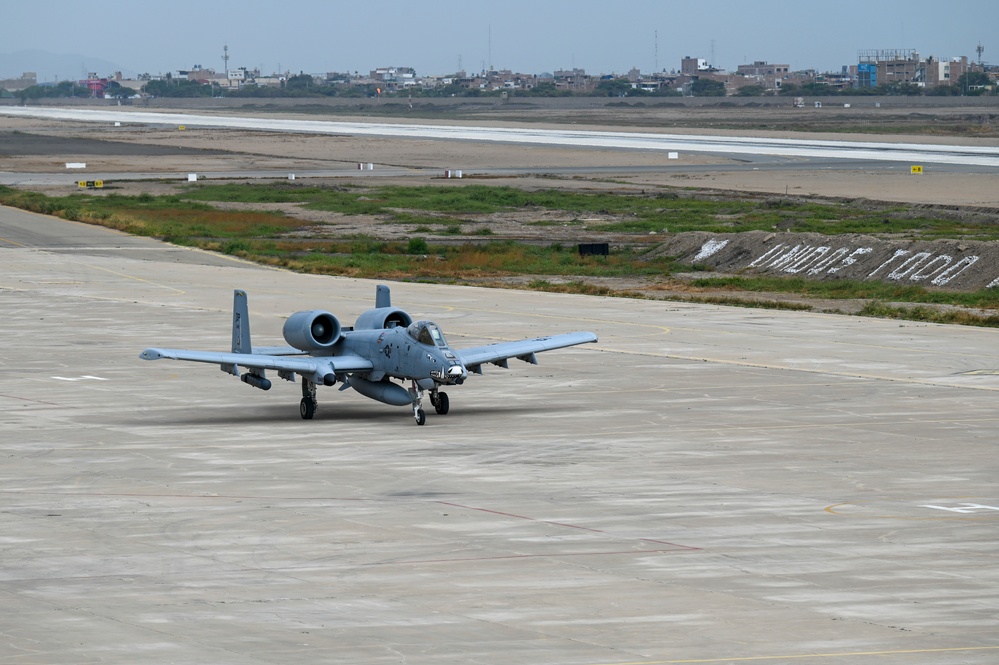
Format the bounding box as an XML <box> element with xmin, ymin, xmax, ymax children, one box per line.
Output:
<box><xmin>140</xmin><ymin>285</ymin><xmax>597</xmax><ymax>425</ymax></box>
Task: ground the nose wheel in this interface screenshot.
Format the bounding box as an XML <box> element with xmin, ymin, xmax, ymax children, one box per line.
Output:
<box><xmin>430</xmin><ymin>390</ymin><xmax>449</xmax><ymax>415</ymax></box>
<box><xmin>409</xmin><ymin>381</ymin><xmax>427</xmax><ymax>425</ymax></box>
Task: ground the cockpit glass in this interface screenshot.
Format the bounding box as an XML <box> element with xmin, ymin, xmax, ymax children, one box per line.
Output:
<box><xmin>408</xmin><ymin>321</ymin><xmax>448</xmax><ymax>347</ymax></box>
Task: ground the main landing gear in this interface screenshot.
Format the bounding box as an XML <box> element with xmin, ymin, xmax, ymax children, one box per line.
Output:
<box><xmin>300</xmin><ymin>377</ymin><xmax>317</xmax><ymax>420</ymax></box>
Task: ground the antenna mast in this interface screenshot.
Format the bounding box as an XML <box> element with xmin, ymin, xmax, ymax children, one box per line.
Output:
<box><xmin>223</xmin><ymin>44</ymin><xmax>229</xmax><ymax>78</ymax></box>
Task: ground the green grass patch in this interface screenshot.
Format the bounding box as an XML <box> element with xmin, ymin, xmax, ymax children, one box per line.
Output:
<box><xmin>859</xmin><ymin>301</ymin><xmax>999</xmax><ymax>327</ymax></box>
<box><xmin>93</xmin><ymin>183</ymin><xmax>999</xmax><ymax>240</ymax></box>
<box><xmin>689</xmin><ymin>275</ymin><xmax>999</xmax><ymax>310</ymax></box>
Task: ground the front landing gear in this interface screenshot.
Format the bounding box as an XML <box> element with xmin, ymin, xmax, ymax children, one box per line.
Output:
<box><xmin>409</xmin><ymin>381</ymin><xmax>426</xmax><ymax>426</ymax></box>
<box><xmin>300</xmin><ymin>377</ymin><xmax>317</xmax><ymax>420</ymax></box>
<box><xmin>430</xmin><ymin>390</ymin><xmax>449</xmax><ymax>415</ymax></box>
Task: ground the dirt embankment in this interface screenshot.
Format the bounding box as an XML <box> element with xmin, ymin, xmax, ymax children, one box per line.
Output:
<box><xmin>656</xmin><ymin>230</ymin><xmax>999</xmax><ymax>291</ymax></box>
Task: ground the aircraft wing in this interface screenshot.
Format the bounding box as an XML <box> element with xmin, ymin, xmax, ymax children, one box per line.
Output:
<box><xmin>139</xmin><ymin>348</ymin><xmax>374</xmax><ymax>379</ymax></box>
<box><xmin>455</xmin><ymin>332</ymin><xmax>597</xmax><ymax>371</ymax></box>
<box><xmin>252</xmin><ymin>345</ymin><xmax>309</xmax><ymax>356</ymax></box>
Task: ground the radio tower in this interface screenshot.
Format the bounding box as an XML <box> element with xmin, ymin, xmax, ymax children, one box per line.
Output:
<box><xmin>976</xmin><ymin>43</ymin><xmax>985</xmax><ymax>65</ymax></box>
<box><xmin>223</xmin><ymin>44</ymin><xmax>230</xmax><ymax>78</ymax></box>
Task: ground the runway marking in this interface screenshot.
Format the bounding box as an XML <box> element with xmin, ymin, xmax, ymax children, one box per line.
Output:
<box><xmin>826</xmin><ymin>498</ymin><xmax>999</xmax><ymax>520</ymax></box>
<box><xmin>594</xmin><ymin>347</ymin><xmax>999</xmax><ymax>392</ymax></box>
<box><xmin>0</xmin><ymin>392</ymin><xmax>68</xmax><ymax>407</ymax></box>
<box><xmin>922</xmin><ymin>502</ymin><xmax>999</xmax><ymax>514</ymax></box>
<box><xmin>81</xmin><ymin>262</ymin><xmax>187</xmax><ymax>295</ymax></box>
<box><xmin>371</xmin><ymin>548</ymin><xmax>694</xmax><ymax>565</ymax></box>
<box><xmin>435</xmin><ymin>500</ymin><xmax>700</xmax><ymax>551</ymax></box>
<box><xmin>596</xmin><ymin>644</ymin><xmax>999</xmax><ymax>664</ymax></box>
<box><xmin>52</xmin><ymin>375</ymin><xmax>108</xmax><ymax>382</ymax></box>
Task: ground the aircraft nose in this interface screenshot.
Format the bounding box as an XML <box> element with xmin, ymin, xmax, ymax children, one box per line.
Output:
<box><xmin>448</xmin><ymin>364</ymin><xmax>467</xmax><ymax>383</ymax></box>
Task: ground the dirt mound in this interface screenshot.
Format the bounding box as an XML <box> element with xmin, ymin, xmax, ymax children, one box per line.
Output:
<box><xmin>654</xmin><ymin>230</ymin><xmax>999</xmax><ymax>291</ymax></box>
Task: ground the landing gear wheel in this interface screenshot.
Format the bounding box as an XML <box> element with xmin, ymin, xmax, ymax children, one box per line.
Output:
<box><xmin>300</xmin><ymin>397</ymin><xmax>316</xmax><ymax>420</ymax></box>
<box><xmin>415</xmin><ymin>408</ymin><xmax>426</xmax><ymax>426</ymax></box>
<box><xmin>434</xmin><ymin>391</ymin><xmax>449</xmax><ymax>415</ymax></box>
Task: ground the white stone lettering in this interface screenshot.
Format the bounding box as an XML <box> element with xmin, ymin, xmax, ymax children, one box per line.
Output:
<box><xmin>826</xmin><ymin>247</ymin><xmax>872</xmax><ymax>274</ymax></box>
<box><xmin>749</xmin><ymin>243</ymin><xmax>787</xmax><ymax>267</ymax></box>
<box><xmin>986</xmin><ymin>275</ymin><xmax>999</xmax><ymax>289</ymax></box>
<box><xmin>887</xmin><ymin>252</ymin><xmax>933</xmax><ymax>280</ymax></box>
<box><xmin>930</xmin><ymin>256</ymin><xmax>979</xmax><ymax>286</ymax></box>
<box><xmin>807</xmin><ymin>247</ymin><xmax>850</xmax><ymax>275</ymax></box>
<box><xmin>768</xmin><ymin>245</ymin><xmax>809</xmax><ymax>270</ymax></box>
<box><xmin>868</xmin><ymin>250</ymin><xmax>910</xmax><ymax>278</ymax></box>
<box><xmin>693</xmin><ymin>239</ymin><xmax>730</xmax><ymax>261</ymax></box>
<box><xmin>910</xmin><ymin>255</ymin><xmax>953</xmax><ymax>282</ymax></box>
<box><xmin>786</xmin><ymin>247</ymin><xmax>830</xmax><ymax>274</ymax></box>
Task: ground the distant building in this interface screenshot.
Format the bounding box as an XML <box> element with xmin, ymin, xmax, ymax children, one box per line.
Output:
<box><xmin>680</xmin><ymin>56</ymin><xmax>710</xmax><ymax>75</ymax></box>
<box><xmin>736</xmin><ymin>61</ymin><xmax>790</xmax><ymax>77</ymax></box>
<box><xmin>553</xmin><ymin>68</ymin><xmax>593</xmax><ymax>92</ymax></box>
<box><xmin>0</xmin><ymin>72</ymin><xmax>37</xmax><ymax>91</ymax></box>
<box><xmin>857</xmin><ymin>49</ymin><xmax>973</xmax><ymax>88</ymax></box>
<box><xmin>735</xmin><ymin>61</ymin><xmax>791</xmax><ymax>91</ymax></box>
<box><xmin>924</xmin><ymin>56</ymin><xmax>970</xmax><ymax>87</ymax></box>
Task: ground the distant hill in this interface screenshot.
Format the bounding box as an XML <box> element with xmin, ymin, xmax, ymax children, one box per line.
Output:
<box><xmin>0</xmin><ymin>49</ymin><xmax>134</xmax><ymax>83</ymax></box>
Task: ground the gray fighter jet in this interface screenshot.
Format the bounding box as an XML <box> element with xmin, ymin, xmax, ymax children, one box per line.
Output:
<box><xmin>140</xmin><ymin>285</ymin><xmax>597</xmax><ymax>425</ymax></box>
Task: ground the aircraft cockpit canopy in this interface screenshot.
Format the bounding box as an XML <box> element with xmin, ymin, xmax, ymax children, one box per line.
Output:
<box><xmin>408</xmin><ymin>321</ymin><xmax>448</xmax><ymax>348</ymax></box>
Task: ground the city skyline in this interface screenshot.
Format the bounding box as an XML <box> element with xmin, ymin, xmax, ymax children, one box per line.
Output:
<box><xmin>2</xmin><ymin>0</ymin><xmax>995</xmax><ymax>82</ymax></box>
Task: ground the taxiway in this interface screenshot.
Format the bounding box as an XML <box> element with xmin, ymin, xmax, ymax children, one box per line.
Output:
<box><xmin>2</xmin><ymin>205</ymin><xmax>999</xmax><ymax>664</ymax></box>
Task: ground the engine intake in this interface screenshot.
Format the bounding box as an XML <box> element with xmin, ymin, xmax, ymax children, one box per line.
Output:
<box><xmin>283</xmin><ymin>310</ymin><xmax>342</xmax><ymax>351</ymax></box>
<box><xmin>354</xmin><ymin>307</ymin><xmax>413</xmax><ymax>331</ymax></box>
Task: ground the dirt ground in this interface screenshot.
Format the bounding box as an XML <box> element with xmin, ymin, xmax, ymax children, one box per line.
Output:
<box><xmin>2</xmin><ymin>104</ymin><xmax>998</xmax><ymax>313</ymax></box>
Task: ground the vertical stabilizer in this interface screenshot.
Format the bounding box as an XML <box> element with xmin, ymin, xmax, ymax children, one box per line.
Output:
<box><xmin>375</xmin><ymin>284</ymin><xmax>391</xmax><ymax>309</ymax></box>
<box><xmin>231</xmin><ymin>289</ymin><xmax>252</xmax><ymax>354</ymax></box>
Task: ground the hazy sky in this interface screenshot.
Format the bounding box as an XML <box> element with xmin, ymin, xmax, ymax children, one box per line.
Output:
<box><xmin>3</xmin><ymin>0</ymin><xmax>995</xmax><ymax>80</ymax></box>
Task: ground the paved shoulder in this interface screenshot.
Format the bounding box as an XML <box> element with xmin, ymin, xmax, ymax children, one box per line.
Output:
<box><xmin>0</xmin><ymin>204</ymin><xmax>255</xmax><ymax>267</ymax></box>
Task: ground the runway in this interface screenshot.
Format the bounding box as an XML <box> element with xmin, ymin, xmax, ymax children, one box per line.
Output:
<box><xmin>3</xmin><ymin>204</ymin><xmax>999</xmax><ymax>664</ymax></box>
<box><xmin>4</xmin><ymin>105</ymin><xmax>999</xmax><ymax>168</ymax></box>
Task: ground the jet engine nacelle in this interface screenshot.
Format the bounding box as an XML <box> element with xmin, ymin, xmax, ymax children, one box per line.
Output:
<box><xmin>283</xmin><ymin>310</ymin><xmax>342</xmax><ymax>351</ymax></box>
<box><xmin>353</xmin><ymin>307</ymin><xmax>413</xmax><ymax>331</ymax></box>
